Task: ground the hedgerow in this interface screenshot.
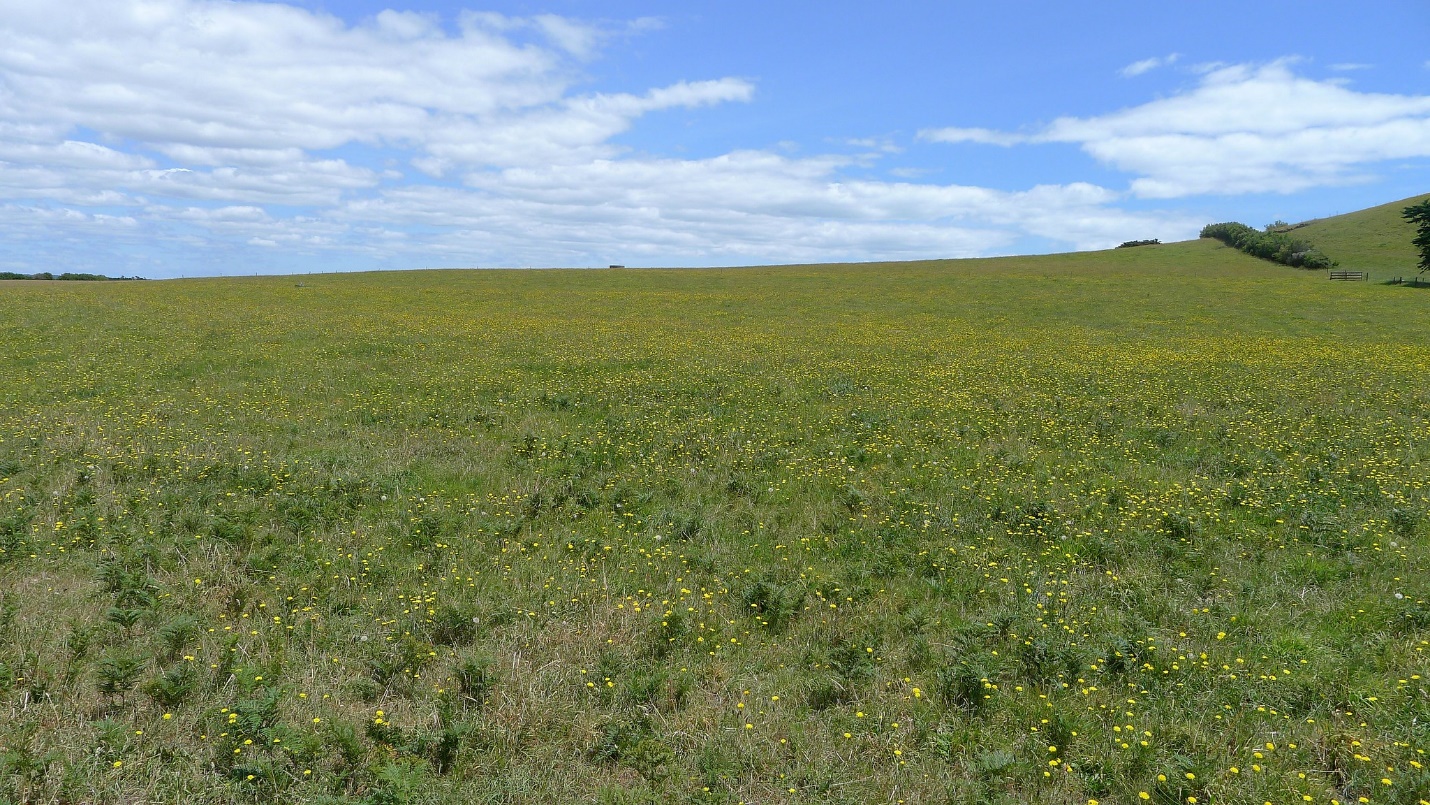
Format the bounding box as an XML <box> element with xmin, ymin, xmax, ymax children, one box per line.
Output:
<box><xmin>1199</xmin><ymin>222</ymin><xmax>1335</xmax><ymax>269</ymax></box>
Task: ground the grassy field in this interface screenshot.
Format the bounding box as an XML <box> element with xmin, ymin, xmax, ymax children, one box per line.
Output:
<box><xmin>1288</xmin><ymin>193</ymin><xmax>1430</xmax><ymax>276</ymax></box>
<box><xmin>1</xmin><ymin>237</ymin><xmax>1428</xmax><ymax>805</ymax></box>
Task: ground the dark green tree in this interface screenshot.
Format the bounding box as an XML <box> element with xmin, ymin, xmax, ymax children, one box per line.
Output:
<box><xmin>1404</xmin><ymin>199</ymin><xmax>1430</xmax><ymax>273</ymax></box>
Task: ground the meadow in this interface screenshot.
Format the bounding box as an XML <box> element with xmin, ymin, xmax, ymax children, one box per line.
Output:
<box><xmin>1284</xmin><ymin>193</ymin><xmax>1430</xmax><ymax>276</ymax></box>
<box><xmin>0</xmin><ymin>237</ymin><xmax>1427</xmax><ymax>804</ymax></box>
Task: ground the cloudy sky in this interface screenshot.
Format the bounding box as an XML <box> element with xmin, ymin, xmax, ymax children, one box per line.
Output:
<box><xmin>2</xmin><ymin>0</ymin><xmax>1428</xmax><ymax>277</ymax></box>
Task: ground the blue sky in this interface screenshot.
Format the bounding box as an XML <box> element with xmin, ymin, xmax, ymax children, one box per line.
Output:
<box><xmin>1</xmin><ymin>1</ymin><xmax>1428</xmax><ymax>277</ymax></box>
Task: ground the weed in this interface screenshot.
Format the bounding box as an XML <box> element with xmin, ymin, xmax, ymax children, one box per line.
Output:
<box><xmin>144</xmin><ymin>662</ymin><xmax>198</xmax><ymax>709</ymax></box>
<box><xmin>156</xmin><ymin>614</ymin><xmax>199</xmax><ymax>660</ymax></box>
<box><xmin>741</xmin><ymin>578</ymin><xmax>805</xmax><ymax>632</ymax></box>
<box><xmin>589</xmin><ymin>715</ymin><xmax>653</xmax><ymax>765</ymax></box>
<box><xmin>366</xmin><ymin>758</ymin><xmax>427</xmax><ymax>805</ymax></box>
<box><xmin>453</xmin><ymin>654</ymin><xmax>494</xmax><ymax>708</ymax></box>
<box><xmin>935</xmin><ymin>660</ymin><xmax>990</xmax><ymax>714</ymax></box>
<box><xmin>95</xmin><ymin>650</ymin><xmax>146</xmax><ymax>699</ymax></box>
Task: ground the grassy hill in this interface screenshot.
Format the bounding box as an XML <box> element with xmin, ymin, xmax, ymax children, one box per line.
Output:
<box><xmin>0</xmin><ymin>233</ymin><xmax>1427</xmax><ymax>804</ymax></box>
<box><xmin>1288</xmin><ymin>191</ymin><xmax>1430</xmax><ymax>274</ymax></box>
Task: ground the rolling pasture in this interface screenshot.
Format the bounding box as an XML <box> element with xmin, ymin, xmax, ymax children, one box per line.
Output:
<box><xmin>1283</xmin><ymin>192</ymin><xmax>1430</xmax><ymax>276</ymax></box>
<box><xmin>1</xmin><ymin>237</ymin><xmax>1428</xmax><ymax>804</ymax></box>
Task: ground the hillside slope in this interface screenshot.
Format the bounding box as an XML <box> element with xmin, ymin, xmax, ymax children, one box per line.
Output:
<box><xmin>1291</xmin><ymin>191</ymin><xmax>1429</xmax><ymax>273</ymax></box>
<box><xmin>0</xmin><ymin>219</ymin><xmax>1428</xmax><ymax>804</ymax></box>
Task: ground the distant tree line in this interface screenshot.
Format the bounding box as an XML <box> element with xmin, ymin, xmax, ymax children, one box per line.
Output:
<box><xmin>0</xmin><ymin>271</ymin><xmax>143</xmax><ymax>281</ymax></box>
<box><xmin>1199</xmin><ymin>222</ymin><xmax>1334</xmax><ymax>269</ymax></box>
<box><xmin>1116</xmin><ymin>239</ymin><xmax>1160</xmax><ymax>248</ymax></box>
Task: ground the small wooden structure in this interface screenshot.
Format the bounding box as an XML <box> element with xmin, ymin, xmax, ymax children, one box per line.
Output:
<box><xmin>1328</xmin><ymin>270</ymin><xmax>1367</xmax><ymax>281</ymax></box>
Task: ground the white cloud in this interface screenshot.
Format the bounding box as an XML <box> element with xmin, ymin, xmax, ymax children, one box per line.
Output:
<box><xmin>917</xmin><ymin>127</ymin><xmax>1025</xmax><ymax>147</ymax></box>
<box><xmin>0</xmin><ymin>0</ymin><xmax>1203</xmax><ymax>272</ymax></box>
<box><xmin>1330</xmin><ymin>63</ymin><xmax>1373</xmax><ymax>72</ymax></box>
<box><xmin>627</xmin><ymin>17</ymin><xmax>666</xmax><ymax>34</ymax></box>
<box><xmin>533</xmin><ymin>14</ymin><xmax>601</xmax><ymax>58</ymax></box>
<box><xmin>0</xmin><ymin>141</ymin><xmax>153</xmax><ymax>171</ymax></box>
<box><xmin>330</xmin><ymin>154</ymin><xmax>1196</xmax><ymax>265</ymax></box>
<box><xmin>0</xmin><ymin>204</ymin><xmax>137</xmax><ymax>230</ymax></box>
<box><xmin>457</xmin><ymin>10</ymin><xmax>612</xmax><ymax>59</ymax></box>
<box><xmin>165</xmin><ymin>205</ymin><xmax>271</xmax><ymax>224</ymax></box>
<box><xmin>0</xmin><ymin>0</ymin><xmax>753</xmax><ymax>193</ymax></box>
<box><xmin>1048</xmin><ymin>62</ymin><xmax>1430</xmax><ymax>139</ymax></box>
<box><xmin>1045</xmin><ymin>61</ymin><xmax>1430</xmax><ymax>196</ymax></box>
<box><xmin>0</xmin><ymin>0</ymin><xmax>572</xmax><ymax>155</ymax></box>
<box><xmin>412</xmin><ymin>78</ymin><xmax>755</xmax><ymax>173</ymax></box>
<box><xmin>1120</xmin><ymin>53</ymin><xmax>1180</xmax><ymax>78</ymax></box>
<box><xmin>844</xmin><ymin>137</ymin><xmax>903</xmax><ymax>154</ymax></box>
<box><xmin>0</xmin><ymin>203</ymin><xmax>140</xmax><ymax>272</ymax></box>
<box><xmin>152</xmin><ymin>146</ymin><xmax>310</xmax><ymax>168</ymax></box>
<box><xmin>926</xmin><ymin>60</ymin><xmax>1430</xmax><ymax>198</ymax></box>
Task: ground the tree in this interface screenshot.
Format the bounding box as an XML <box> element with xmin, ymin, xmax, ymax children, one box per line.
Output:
<box><xmin>1404</xmin><ymin>199</ymin><xmax>1430</xmax><ymax>274</ymax></box>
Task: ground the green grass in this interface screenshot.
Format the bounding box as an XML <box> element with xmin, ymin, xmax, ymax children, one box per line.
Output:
<box><xmin>1</xmin><ymin>236</ymin><xmax>1428</xmax><ymax>804</ymax></box>
<box><xmin>1289</xmin><ymin>192</ymin><xmax>1430</xmax><ymax>275</ymax></box>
